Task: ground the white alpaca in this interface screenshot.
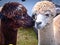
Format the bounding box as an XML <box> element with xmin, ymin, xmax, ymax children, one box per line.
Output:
<box><xmin>53</xmin><ymin>15</ymin><xmax>60</xmax><ymax>45</ymax></box>
<box><xmin>32</xmin><ymin>1</ymin><xmax>60</xmax><ymax>45</ymax></box>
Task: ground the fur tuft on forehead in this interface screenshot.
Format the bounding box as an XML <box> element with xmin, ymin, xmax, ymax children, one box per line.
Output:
<box><xmin>32</xmin><ymin>1</ymin><xmax>56</xmax><ymax>16</ymax></box>
<box><xmin>17</xmin><ymin>5</ymin><xmax>23</xmax><ymax>10</ymax></box>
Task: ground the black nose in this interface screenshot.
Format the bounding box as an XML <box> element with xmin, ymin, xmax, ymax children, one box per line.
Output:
<box><xmin>36</xmin><ymin>22</ymin><xmax>42</xmax><ymax>25</ymax></box>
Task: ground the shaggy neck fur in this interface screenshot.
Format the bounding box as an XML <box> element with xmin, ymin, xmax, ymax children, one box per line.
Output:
<box><xmin>38</xmin><ymin>20</ymin><xmax>55</xmax><ymax>45</ymax></box>
<box><xmin>0</xmin><ymin>18</ymin><xmax>4</xmax><ymax>45</ymax></box>
<box><xmin>54</xmin><ymin>26</ymin><xmax>60</xmax><ymax>45</ymax></box>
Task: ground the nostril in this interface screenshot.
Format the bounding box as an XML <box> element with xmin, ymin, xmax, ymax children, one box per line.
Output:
<box><xmin>36</xmin><ymin>22</ymin><xmax>42</xmax><ymax>25</ymax></box>
<box><xmin>39</xmin><ymin>22</ymin><xmax>42</xmax><ymax>24</ymax></box>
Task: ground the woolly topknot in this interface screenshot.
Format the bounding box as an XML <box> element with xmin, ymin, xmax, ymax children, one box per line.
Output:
<box><xmin>32</xmin><ymin>1</ymin><xmax>56</xmax><ymax>16</ymax></box>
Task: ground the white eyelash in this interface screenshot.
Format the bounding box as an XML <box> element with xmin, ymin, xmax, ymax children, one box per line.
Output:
<box><xmin>18</xmin><ymin>5</ymin><xmax>23</xmax><ymax>7</ymax></box>
<box><xmin>16</xmin><ymin>5</ymin><xmax>22</xmax><ymax>10</ymax></box>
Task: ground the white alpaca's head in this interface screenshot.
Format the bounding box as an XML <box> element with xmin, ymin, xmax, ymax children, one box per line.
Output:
<box><xmin>32</xmin><ymin>1</ymin><xmax>57</xmax><ymax>29</ymax></box>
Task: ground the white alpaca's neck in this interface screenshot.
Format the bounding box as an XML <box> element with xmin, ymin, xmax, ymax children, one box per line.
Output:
<box><xmin>38</xmin><ymin>22</ymin><xmax>55</xmax><ymax>45</ymax></box>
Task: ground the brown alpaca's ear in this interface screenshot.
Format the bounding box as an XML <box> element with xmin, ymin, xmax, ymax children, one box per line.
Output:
<box><xmin>0</xmin><ymin>7</ymin><xmax>3</xmax><ymax>12</ymax></box>
<box><xmin>0</xmin><ymin>7</ymin><xmax>3</xmax><ymax>18</ymax></box>
<box><xmin>56</xmin><ymin>7</ymin><xmax>60</xmax><ymax>16</ymax></box>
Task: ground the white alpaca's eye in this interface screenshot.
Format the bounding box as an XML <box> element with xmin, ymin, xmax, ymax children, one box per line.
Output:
<box><xmin>45</xmin><ymin>14</ymin><xmax>49</xmax><ymax>17</ymax></box>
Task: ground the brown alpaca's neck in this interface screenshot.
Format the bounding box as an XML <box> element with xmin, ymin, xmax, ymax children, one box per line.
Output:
<box><xmin>38</xmin><ymin>22</ymin><xmax>55</xmax><ymax>45</ymax></box>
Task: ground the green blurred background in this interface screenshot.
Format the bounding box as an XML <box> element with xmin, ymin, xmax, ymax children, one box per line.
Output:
<box><xmin>17</xmin><ymin>28</ymin><xmax>38</xmax><ymax>45</ymax></box>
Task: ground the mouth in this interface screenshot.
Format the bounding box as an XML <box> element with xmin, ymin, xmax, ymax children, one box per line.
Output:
<box><xmin>34</xmin><ymin>23</ymin><xmax>40</xmax><ymax>29</ymax></box>
<box><xmin>34</xmin><ymin>23</ymin><xmax>45</xmax><ymax>30</ymax></box>
<box><xmin>37</xmin><ymin>25</ymin><xmax>41</xmax><ymax>29</ymax></box>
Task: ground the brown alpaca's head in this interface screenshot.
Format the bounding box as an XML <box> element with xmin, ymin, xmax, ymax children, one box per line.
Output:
<box><xmin>1</xmin><ymin>2</ymin><xmax>34</xmax><ymax>28</ymax></box>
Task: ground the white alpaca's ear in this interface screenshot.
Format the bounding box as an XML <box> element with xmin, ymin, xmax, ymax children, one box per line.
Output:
<box><xmin>56</xmin><ymin>7</ymin><xmax>60</xmax><ymax>16</ymax></box>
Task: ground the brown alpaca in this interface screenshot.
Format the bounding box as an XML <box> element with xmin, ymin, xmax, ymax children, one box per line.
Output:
<box><xmin>0</xmin><ymin>28</ymin><xmax>4</xmax><ymax>45</ymax></box>
<box><xmin>1</xmin><ymin>2</ymin><xmax>34</xmax><ymax>45</ymax></box>
<box><xmin>0</xmin><ymin>7</ymin><xmax>4</xmax><ymax>45</ymax></box>
<box><xmin>0</xmin><ymin>17</ymin><xmax>4</xmax><ymax>45</ymax></box>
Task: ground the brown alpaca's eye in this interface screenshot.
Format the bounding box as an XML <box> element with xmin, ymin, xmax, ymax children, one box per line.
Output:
<box><xmin>45</xmin><ymin>14</ymin><xmax>49</xmax><ymax>17</ymax></box>
<box><xmin>23</xmin><ymin>14</ymin><xmax>25</xmax><ymax>16</ymax></box>
<box><xmin>14</xmin><ymin>15</ymin><xmax>21</xmax><ymax>20</ymax></box>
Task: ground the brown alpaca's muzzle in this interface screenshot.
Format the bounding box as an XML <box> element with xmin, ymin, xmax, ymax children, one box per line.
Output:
<box><xmin>12</xmin><ymin>14</ymin><xmax>34</xmax><ymax>28</ymax></box>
